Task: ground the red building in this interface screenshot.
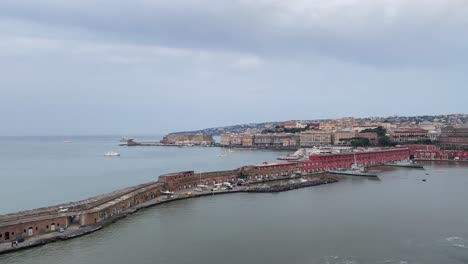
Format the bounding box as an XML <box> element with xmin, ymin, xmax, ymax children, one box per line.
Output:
<box><xmin>301</xmin><ymin>148</ymin><xmax>410</xmax><ymax>173</ymax></box>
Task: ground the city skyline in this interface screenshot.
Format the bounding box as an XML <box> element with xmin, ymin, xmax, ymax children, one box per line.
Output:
<box><xmin>1</xmin><ymin>1</ymin><xmax>467</xmax><ymax>135</ymax></box>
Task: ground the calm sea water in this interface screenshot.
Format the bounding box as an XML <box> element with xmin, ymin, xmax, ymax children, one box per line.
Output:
<box><xmin>1</xmin><ymin>137</ymin><xmax>468</xmax><ymax>264</ymax></box>
<box><xmin>0</xmin><ymin>136</ymin><xmax>284</xmax><ymax>214</ymax></box>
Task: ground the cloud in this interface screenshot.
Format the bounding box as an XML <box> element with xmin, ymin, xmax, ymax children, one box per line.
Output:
<box><xmin>231</xmin><ymin>56</ymin><xmax>263</xmax><ymax>69</ymax></box>
<box><xmin>0</xmin><ymin>0</ymin><xmax>467</xmax><ymax>66</ymax></box>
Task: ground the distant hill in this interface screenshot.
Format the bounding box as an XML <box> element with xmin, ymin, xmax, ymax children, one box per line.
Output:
<box><xmin>169</xmin><ymin>114</ymin><xmax>467</xmax><ymax>136</ymax></box>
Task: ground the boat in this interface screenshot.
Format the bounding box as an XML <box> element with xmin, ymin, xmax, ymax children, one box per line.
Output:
<box><xmin>63</xmin><ymin>140</ymin><xmax>71</xmax><ymax>143</ymax></box>
<box><xmin>104</xmin><ymin>151</ymin><xmax>120</xmax><ymax>157</ymax></box>
<box><xmin>119</xmin><ymin>137</ymin><xmax>129</xmax><ymax>142</ymax></box>
<box><xmin>228</xmin><ymin>148</ymin><xmax>234</xmax><ymax>153</ymax></box>
<box><xmin>161</xmin><ymin>190</ymin><xmax>174</xmax><ymax>195</ymax></box>
<box><xmin>219</xmin><ymin>153</ymin><xmax>227</xmax><ymax>157</ymax></box>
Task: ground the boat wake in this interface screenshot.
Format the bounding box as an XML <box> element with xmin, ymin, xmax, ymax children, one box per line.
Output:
<box><xmin>445</xmin><ymin>236</ymin><xmax>468</xmax><ymax>249</ymax></box>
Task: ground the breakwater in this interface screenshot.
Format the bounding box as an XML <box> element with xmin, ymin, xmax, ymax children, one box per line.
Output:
<box><xmin>0</xmin><ymin>165</ymin><xmax>338</xmax><ymax>255</ymax></box>
<box><xmin>246</xmin><ymin>177</ymin><xmax>338</xmax><ymax>193</ymax></box>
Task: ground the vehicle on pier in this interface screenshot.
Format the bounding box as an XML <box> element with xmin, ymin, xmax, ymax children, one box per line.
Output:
<box><xmin>161</xmin><ymin>190</ymin><xmax>174</xmax><ymax>195</ymax></box>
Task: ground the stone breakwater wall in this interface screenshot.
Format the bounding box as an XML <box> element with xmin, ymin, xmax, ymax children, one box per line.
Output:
<box><xmin>246</xmin><ymin>177</ymin><xmax>339</xmax><ymax>193</ymax></box>
<box><xmin>0</xmin><ymin>158</ymin><xmax>332</xmax><ymax>255</ymax></box>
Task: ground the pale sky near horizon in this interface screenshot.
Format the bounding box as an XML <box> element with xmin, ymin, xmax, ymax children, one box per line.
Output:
<box><xmin>0</xmin><ymin>0</ymin><xmax>467</xmax><ymax>135</ymax></box>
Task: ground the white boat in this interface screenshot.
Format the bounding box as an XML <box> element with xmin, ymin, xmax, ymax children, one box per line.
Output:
<box><xmin>161</xmin><ymin>190</ymin><xmax>174</xmax><ymax>195</ymax></box>
<box><xmin>219</xmin><ymin>153</ymin><xmax>227</xmax><ymax>157</ymax></box>
<box><xmin>63</xmin><ymin>140</ymin><xmax>71</xmax><ymax>143</ymax></box>
<box><xmin>104</xmin><ymin>151</ymin><xmax>120</xmax><ymax>157</ymax></box>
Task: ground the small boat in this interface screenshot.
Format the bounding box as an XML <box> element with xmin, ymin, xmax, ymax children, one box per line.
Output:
<box><xmin>219</xmin><ymin>153</ymin><xmax>227</xmax><ymax>157</ymax></box>
<box><xmin>161</xmin><ymin>190</ymin><xmax>174</xmax><ymax>195</ymax></box>
<box><xmin>104</xmin><ymin>151</ymin><xmax>120</xmax><ymax>157</ymax></box>
<box><xmin>299</xmin><ymin>178</ymin><xmax>308</xmax><ymax>183</ymax></box>
<box><xmin>194</xmin><ymin>188</ymin><xmax>203</xmax><ymax>192</ymax></box>
<box><xmin>63</xmin><ymin>140</ymin><xmax>72</xmax><ymax>143</ymax></box>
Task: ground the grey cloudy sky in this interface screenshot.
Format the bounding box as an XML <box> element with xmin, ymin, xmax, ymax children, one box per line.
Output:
<box><xmin>1</xmin><ymin>0</ymin><xmax>467</xmax><ymax>135</ymax></box>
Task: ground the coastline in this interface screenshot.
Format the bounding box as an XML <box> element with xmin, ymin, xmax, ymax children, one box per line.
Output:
<box><xmin>0</xmin><ymin>174</ymin><xmax>338</xmax><ymax>255</ymax></box>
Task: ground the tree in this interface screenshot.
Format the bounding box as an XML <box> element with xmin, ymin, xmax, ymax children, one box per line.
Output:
<box><xmin>350</xmin><ymin>137</ymin><xmax>370</xmax><ymax>147</ymax></box>
<box><xmin>361</xmin><ymin>126</ymin><xmax>387</xmax><ymax>137</ymax></box>
<box><xmin>238</xmin><ymin>171</ymin><xmax>249</xmax><ymax>179</ymax></box>
<box><xmin>378</xmin><ymin>136</ymin><xmax>395</xmax><ymax>146</ymax></box>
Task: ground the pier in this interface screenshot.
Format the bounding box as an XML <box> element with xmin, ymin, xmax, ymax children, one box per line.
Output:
<box><xmin>0</xmin><ymin>163</ymin><xmax>337</xmax><ymax>255</ymax></box>
<box><xmin>327</xmin><ymin>170</ymin><xmax>378</xmax><ymax>177</ymax></box>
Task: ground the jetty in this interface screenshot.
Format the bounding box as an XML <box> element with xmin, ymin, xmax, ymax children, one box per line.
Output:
<box><xmin>381</xmin><ymin>163</ymin><xmax>424</xmax><ymax>169</ymax></box>
<box><xmin>327</xmin><ymin>170</ymin><xmax>378</xmax><ymax>177</ymax></box>
<box><xmin>0</xmin><ymin>164</ymin><xmax>338</xmax><ymax>255</ymax></box>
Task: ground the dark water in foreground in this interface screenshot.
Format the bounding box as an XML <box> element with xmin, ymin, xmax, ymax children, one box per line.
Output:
<box><xmin>1</xmin><ymin>137</ymin><xmax>468</xmax><ymax>264</ymax></box>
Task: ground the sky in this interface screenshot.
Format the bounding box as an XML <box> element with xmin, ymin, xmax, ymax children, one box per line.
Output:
<box><xmin>0</xmin><ymin>0</ymin><xmax>467</xmax><ymax>135</ymax></box>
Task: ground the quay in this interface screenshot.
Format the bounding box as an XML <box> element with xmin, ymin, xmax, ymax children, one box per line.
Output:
<box><xmin>327</xmin><ymin>170</ymin><xmax>378</xmax><ymax>177</ymax></box>
<box><xmin>381</xmin><ymin>163</ymin><xmax>424</xmax><ymax>169</ymax></box>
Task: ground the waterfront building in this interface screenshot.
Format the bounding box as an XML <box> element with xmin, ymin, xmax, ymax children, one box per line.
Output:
<box><xmin>301</xmin><ymin>148</ymin><xmax>410</xmax><ymax>173</ymax></box>
<box><xmin>299</xmin><ymin>131</ymin><xmax>332</xmax><ymax>146</ymax></box>
<box><xmin>220</xmin><ymin>133</ymin><xmax>232</xmax><ymax>146</ymax></box>
<box><xmin>241</xmin><ymin>133</ymin><xmax>254</xmax><ymax>147</ymax></box>
<box><xmin>253</xmin><ymin>133</ymin><xmax>299</xmax><ymax>148</ymax></box>
<box><xmin>161</xmin><ymin>134</ymin><xmax>215</xmax><ymax>145</ymax></box>
<box><xmin>438</xmin><ymin>124</ymin><xmax>468</xmax><ymax>150</ymax></box>
<box><xmin>247</xmin><ymin>162</ymin><xmax>300</xmax><ymax>180</ymax></box>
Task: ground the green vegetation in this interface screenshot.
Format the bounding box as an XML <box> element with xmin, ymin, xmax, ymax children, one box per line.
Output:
<box><xmin>262</xmin><ymin>126</ymin><xmax>310</xmax><ymax>134</ymax></box>
<box><xmin>361</xmin><ymin>126</ymin><xmax>387</xmax><ymax>137</ymax></box>
<box><xmin>238</xmin><ymin>171</ymin><xmax>249</xmax><ymax>179</ymax></box>
<box><xmin>378</xmin><ymin>136</ymin><xmax>396</xmax><ymax>147</ymax></box>
<box><xmin>350</xmin><ymin>137</ymin><xmax>370</xmax><ymax>147</ymax></box>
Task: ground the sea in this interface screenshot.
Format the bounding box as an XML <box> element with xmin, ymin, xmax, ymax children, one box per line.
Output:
<box><xmin>1</xmin><ymin>136</ymin><xmax>468</xmax><ymax>264</ymax></box>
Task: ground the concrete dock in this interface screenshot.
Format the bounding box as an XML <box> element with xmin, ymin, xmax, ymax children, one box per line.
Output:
<box><xmin>327</xmin><ymin>170</ymin><xmax>378</xmax><ymax>177</ymax></box>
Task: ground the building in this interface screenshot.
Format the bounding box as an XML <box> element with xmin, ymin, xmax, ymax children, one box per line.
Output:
<box><xmin>241</xmin><ymin>133</ymin><xmax>254</xmax><ymax>147</ymax></box>
<box><xmin>332</xmin><ymin>130</ymin><xmax>355</xmax><ymax>145</ymax></box>
<box><xmin>428</xmin><ymin>130</ymin><xmax>441</xmax><ymax>141</ymax></box>
<box><xmin>279</xmin><ymin>121</ymin><xmax>306</xmax><ymax>129</ymax></box>
<box><xmin>357</xmin><ymin>132</ymin><xmax>378</xmax><ymax>145</ymax></box>
<box><xmin>306</xmin><ymin>123</ymin><xmax>320</xmax><ymax>130</ymax></box>
<box><xmin>418</xmin><ymin>121</ymin><xmax>436</xmax><ymax>131</ymax></box>
<box><xmin>389</xmin><ymin>128</ymin><xmax>428</xmax><ymax>143</ymax></box>
<box><xmin>253</xmin><ymin>134</ymin><xmax>299</xmax><ymax>148</ymax></box>
<box><xmin>301</xmin><ymin>148</ymin><xmax>410</xmax><ymax>173</ymax></box>
<box><xmin>438</xmin><ymin>124</ymin><xmax>468</xmax><ymax>150</ymax></box>
<box><xmin>299</xmin><ymin>131</ymin><xmax>332</xmax><ymax>146</ymax></box>
<box><xmin>161</xmin><ymin>134</ymin><xmax>215</xmax><ymax>145</ymax></box>
<box><xmin>245</xmin><ymin>162</ymin><xmax>300</xmax><ymax>181</ymax></box>
<box><xmin>220</xmin><ymin>133</ymin><xmax>232</xmax><ymax>146</ymax></box>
